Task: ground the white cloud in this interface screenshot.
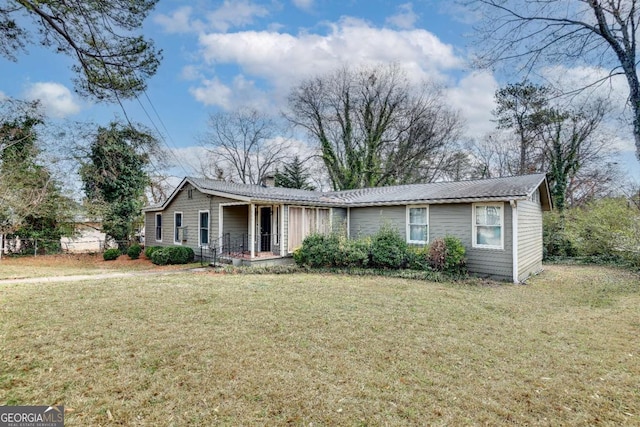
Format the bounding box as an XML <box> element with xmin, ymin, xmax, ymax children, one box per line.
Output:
<box><xmin>190</xmin><ymin>77</ymin><xmax>234</xmax><ymax>109</ymax></box>
<box><xmin>24</xmin><ymin>82</ymin><xmax>81</xmax><ymax>118</ymax></box>
<box><xmin>386</xmin><ymin>3</ymin><xmax>419</xmax><ymax>29</ymax></box>
<box><xmin>292</xmin><ymin>0</ymin><xmax>314</xmax><ymax>12</ymax></box>
<box><xmin>540</xmin><ymin>65</ymin><xmax>628</xmax><ymax>112</ymax></box>
<box><xmin>154</xmin><ymin>6</ymin><xmax>197</xmax><ymax>34</ymax></box>
<box><xmin>181</xmin><ymin>65</ymin><xmax>202</xmax><ymax>81</ymax></box>
<box><xmin>0</xmin><ymin>90</ymin><xmax>6</xmax><ymax>101</ymax></box>
<box><xmin>189</xmin><ymin>75</ymin><xmax>270</xmax><ymax>110</ymax></box>
<box><xmin>155</xmin><ymin>1</ymin><xmax>269</xmax><ymax>34</ymax></box>
<box><xmin>193</xmin><ymin>17</ymin><xmax>463</xmax><ymax>110</ymax></box>
<box><xmin>207</xmin><ymin>0</ymin><xmax>269</xmax><ymax>32</ymax></box>
<box><xmin>445</xmin><ymin>71</ymin><xmax>499</xmax><ymax>137</ymax></box>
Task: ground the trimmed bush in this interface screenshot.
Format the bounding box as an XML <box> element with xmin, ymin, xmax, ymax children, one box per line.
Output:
<box><xmin>144</xmin><ymin>246</ymin><xmax>162</xmax><ymax>259</ymax></box>
<box><xmin>150</xmin><ymin>246</ymin><xmax>195</xmax><ymax>265</ymax></box>
<box><xmin>103</xmin><ymin>248</ymin><xmax>121</xmax><ymax>261</ymax></box>
<box><xmin>370</xmin><ymin>225</ymin><xmax>407</xmax><ymax>269</ymax></box>
<box><xmin>293</xmin><ymin>233</ymin><xmax>339</xmax><ymax>268</ymax></box>
<box><xmin>428</xmin><ymin>236</ymin><xmax>466</xmax><ymax>274</ymax></box>
<box><xmin>336</xmin><ymin>236</ymin><xmax>371</xmax><ymax>268</ymax></box>
<box><xmin>150</xmin><ymin>248</ymin><xmax>171</xmax><ymax>265</ymax></box>
<box><xmin>127</xmin><ymin>244</ymin><xmax>142</xmax><ymax>260</ymax></box>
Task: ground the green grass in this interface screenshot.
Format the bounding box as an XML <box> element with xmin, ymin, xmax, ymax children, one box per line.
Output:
<box><xmin>0</xmin><ymin>264</ymin><xmax>638</xmax><ymax>425</ymax></box>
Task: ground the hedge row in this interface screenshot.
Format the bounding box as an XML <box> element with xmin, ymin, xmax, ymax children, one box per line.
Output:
<box><xmin>144</xmin><ymin>246</ymin><xmax>195</xmax><ymax>265</ymax></box>
<box><xmin>293</xmin><ymin>226</ymin><xmax>466</xmax><ymax>275</ymax></box>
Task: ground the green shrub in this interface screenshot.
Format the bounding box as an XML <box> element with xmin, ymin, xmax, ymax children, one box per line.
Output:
<box><xmin>150</xmin><ymin>246</ymin><xmax>195</xmax><ymax>265</ymax></box>
<box><xmin>294</xmin><ymin>233</ymin><xmax>339</xmax><ymax>268</ymax></box>
<box><xmin>406</xmin><ymin>245</ymin><xmax>430</xmax><ymax>271</ymax></box>
<box><xmin>567</xmin><ymin>198</ymin><xmax>640</xmax><ymax>260</ymax></box>
<box><xmin>103</xmin><ymin>248</ymin><xmax>121</xmax><ymax>261</ymax></box>
<box><xmin>150</xmin><ymin>248</ymin><xmax>171</xmax><ymax>265</ymax></box>
<box><xmin>127</xmin><ymin>244</ymin><xmax>142</xmax><ymax>260</ymax></box>
<box><xmin>370</xmin><ymin>225</ymin><xmax>407</xmax><ymax>269</ymax></box>
<box><xmin>336</xmin><ymin>235</ymin><xmax>371</xmax><ymax>268</ymax></box>
<box><xmin>543</xmin><ymin>211</ymin><xmax>577</xmax><ymax>259</ymax></box>
<box><xmin>443</xmin><ymin>236</ymin><xmax>466</xmax><ymax>274</ymax></box>
<box><xmin>144</xmin><ymin>246</ymin><xmax>162</xmax><ymax>259</ymax></box>
<box><xmin>428</xmin><ymin>236</ymin><xmax>466</xmax><ymax>275</ymax></box>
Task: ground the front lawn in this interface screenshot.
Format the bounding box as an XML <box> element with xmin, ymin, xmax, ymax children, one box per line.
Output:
<box><xmin>0</xmin><ymin>265</ymin><xmax>638</xmax><ymax>425</ymax></box>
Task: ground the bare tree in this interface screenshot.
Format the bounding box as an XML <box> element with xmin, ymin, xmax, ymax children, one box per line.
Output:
<box><xmin>469</xmin><ymin>0</ymin><xmax>640</xmax><ymax>162</ymax></box>
<box><xmin>467</xmin><ymin>133</ymin><xmax>521</xmax><ymax>178</ymax></box>
<box><xmin>537</xmin><ymin>100</ymin><xmax>609</xmax><ymax>210</ymax></box>
<box><xmin>200</xmin><ymin>108</ymin><xmax>291</xmax><ymax>185</ymax></box>
<box><xmin>287</xmin><ymin>64</ymin><xmax>463</xmax><ymax>190</ymax></box>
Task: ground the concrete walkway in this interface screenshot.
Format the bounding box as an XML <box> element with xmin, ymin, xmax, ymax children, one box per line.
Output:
<box><xmin>0</xmin><ymin>268</ymin><xmax>209</xmax><ymax>285</ymax></box>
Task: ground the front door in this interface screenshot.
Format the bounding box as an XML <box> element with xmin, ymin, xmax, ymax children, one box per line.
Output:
<box><xmin>259</xmin><ymin>207</ymin><xmax>272</xmax><ymax>252</ymax></box>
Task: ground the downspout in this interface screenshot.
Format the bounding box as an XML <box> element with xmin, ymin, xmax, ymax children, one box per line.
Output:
<box><xmin>347</xmin><ymin>207</ymin><xmax>351</xmax><ymax>238</ymax></box>
<box><xmin>510</xmin><ymin>200</ymin><xmax>519</xmax><ymax>284</ymax></box>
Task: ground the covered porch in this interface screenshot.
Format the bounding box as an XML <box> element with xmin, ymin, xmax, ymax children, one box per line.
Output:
<box><xmin>214</xmin><ymin>202</ymin><xmax>287</xmax><ymax>265</ymax></box>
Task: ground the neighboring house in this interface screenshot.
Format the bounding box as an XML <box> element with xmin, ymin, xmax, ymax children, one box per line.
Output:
<box><xmin>143</xmin><ymin>173</ymin><xmax>552</xmax><ymax>282</ymax></box>
<box><xmin>60</xmin><ymin>217</ymin><xmax>115</xmax><ymax>253</ymax></box>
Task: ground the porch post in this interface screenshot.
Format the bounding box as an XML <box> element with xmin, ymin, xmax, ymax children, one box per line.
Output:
<box><xmin>280</xmin><ymin>204</ymin><xmax>285</xmax><ymax>256</ymax></box>
<box><xmin>249</xmin><ymin>203</ymin><xmax>255</xmax><ymax>258</ymax></box>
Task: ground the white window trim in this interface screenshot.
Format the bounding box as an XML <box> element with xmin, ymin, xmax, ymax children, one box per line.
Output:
<box><xmin>155</xmin><ymin>213</ymin><xmax>162</xmax><ymax>242</ymax></box>
<box><xmin>174</xmin><ymin>211</ymin><xmax>183</xmax><ymax>245</ymax></box>
<box><xmin>199</xmin><ymin>209</ymin><xmax>210</xmax><ymax>248</ymax></box>
<box><xmin>472</xmin><ymin>202</ymin><xmax>504</xmax><ymax>250</ymax></box>
<box><xmin>406</xmin><ymin>205</ymin><xmax>429</xmax><ymax>244</ymax></box>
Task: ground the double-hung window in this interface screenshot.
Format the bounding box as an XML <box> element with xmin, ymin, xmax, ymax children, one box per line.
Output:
<box><xmin>199</xmin><ymin>210</ymin><xmax>209</xmax><ymax>247</ymax></box>
<box><xmin>155</xmin><ymin>214</ymin><xmax>162</xmax><ymax>242</ymax></box>
<box><xmin>407</xmin><ymin>206</ymin><xmax>429</xmax><ymax>244</ymax></box>
<box><xmin>473</xmin><ymin>203</ymin><xmax>504</xmax><ymax>249</ymax></box>
<box><xmin>174</xmin><ymin>212</ymin><xmax>183</xmax><ymax>244</ymax></box>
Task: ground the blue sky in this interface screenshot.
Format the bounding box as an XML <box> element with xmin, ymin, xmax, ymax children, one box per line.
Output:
<box><xmin>1</xmin><ymin>0</ymin><xmax>639</xmax><ymax>181</ymax></box>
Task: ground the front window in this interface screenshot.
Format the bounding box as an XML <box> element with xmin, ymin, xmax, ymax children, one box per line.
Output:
<box><xmin>155</xmin><ymin>214</ymin><xmax>162</xmax><ymax>242</ymax></box>
<box><xmin>287</xmin><ymin>207</ymin><xmax>331</xmax><ymax>252</ymax></box>
<box><xmin>199</xmin><ymin>211</ymin><xmax>209</xmax><ymax>247</ymax></box>
<box><xmin>407</xmin><ymin>206</ymin><xmax>428</xmax><ymax>244</ymax></box>
<box><xmin>174</xmin><ymin>212</ymin><xmax>183</xmax><ymax>244</ymax></box>
<box><xmin>473</xmin><ymin>203</ymin><xmax>504</xmax><ymax>249</ymax></box>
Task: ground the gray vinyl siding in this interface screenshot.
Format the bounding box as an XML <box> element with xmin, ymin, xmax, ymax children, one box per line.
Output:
<box><xmin>222</xmin><ymin>205</ymin><xmax>249</xmax><ymax>243</ymax></box>
<box><xmin>430</xmin><ymin>203</ymin><xmax>513</xmax><ymax>281</ymax></box>
<box><xmin>517</xmin><ymin>192</ymin><xmax>543</xmax><ymax>281</ymax></box>
<box><xmin>144</xmin><ymin>183</ymin><xmax>238</xmax><ymax>254</ymax></box>
<box><xmin>349</xmin><ymin>206</ymin><xmax>406</xmax><ymax>239</ymax></box>
<box><xmin>332</xmin><ymin>208</ymin><xmax>348</xmax><ymax>235</ymax></box>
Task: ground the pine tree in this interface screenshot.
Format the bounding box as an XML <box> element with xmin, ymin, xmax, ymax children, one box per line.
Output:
<box><xmin>274</xmin><ymin>156</ymin><xmax>315</xmax><ymax>190</ymax></box>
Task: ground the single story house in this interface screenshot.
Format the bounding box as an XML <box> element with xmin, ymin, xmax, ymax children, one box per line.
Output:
<box><xmin>143</xmin><ymin>173</ymin><xmax>552</xmax><ymax>282</ymax></box>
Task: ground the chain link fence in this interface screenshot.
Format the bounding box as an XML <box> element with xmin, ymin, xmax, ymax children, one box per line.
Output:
<box><xmin>0</xmin><ymin>237</ymin><xmax>123</xmax><ymax>258</ymax></box>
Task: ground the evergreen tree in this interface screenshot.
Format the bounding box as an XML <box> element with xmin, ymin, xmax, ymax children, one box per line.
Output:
<box><xmin>80</xmin><ymin>122</ymin><xmax>158</xmax><ymax>248</ymax></box>
<box><xmin>275</xmin><ymin>156</ymin><xmax>316</xmax><ymax>190</ymax></box>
